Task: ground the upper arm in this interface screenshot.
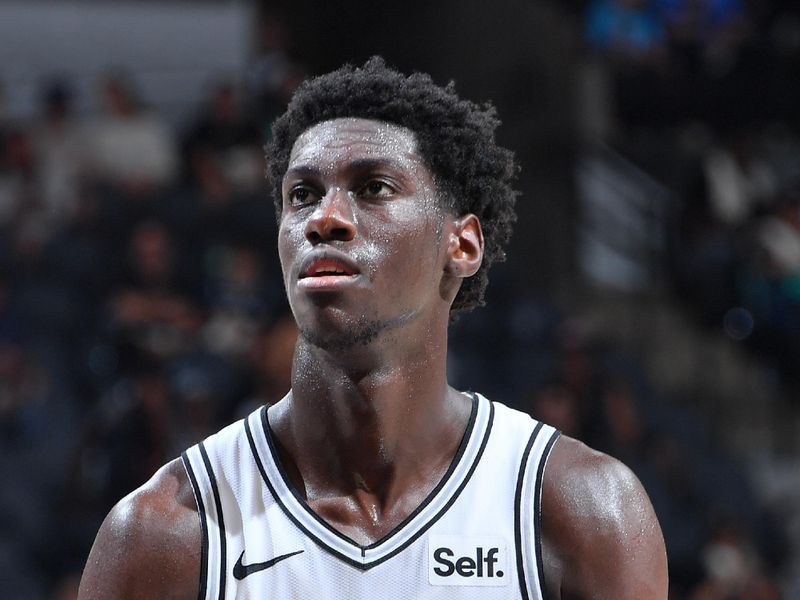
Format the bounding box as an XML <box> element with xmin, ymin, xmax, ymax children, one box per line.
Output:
<box><xmin>78</xmin><ymin>458</ymin><xmax>201</xmax><ymax>600</ymax></box>
<box><xmin>540</xmin><ymin>436</ymin><xmax>668</xmax><ymax>600</ymax></box>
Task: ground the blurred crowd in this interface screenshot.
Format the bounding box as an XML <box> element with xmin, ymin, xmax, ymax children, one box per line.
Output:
<box><xmin>0</xmin><ymin>3</ymin><xmax>797</xmax><ymax>599</ymax></box>
<box><xmin>0</xmin><ymin>19</ymin><xmax>306</xmax><ymax>598</ymax></box>
<box><xmin>583</xmin><ymin>0</ymin><xmax>797</xmax><ymax>131</ymax></box>
<box><xmin>583</xmin><ymin>0</ymin><xmax>800</xmax><ymax>392</ymax></box>
<box><xmin>580</xmin><ymin>0</ymin><xmax>800</xmax><ymax>596</ymax></box>
<box><xmin>449</xmin><ymin>284</ymin><xmax>786</xmax><ymax>599</ymax></box>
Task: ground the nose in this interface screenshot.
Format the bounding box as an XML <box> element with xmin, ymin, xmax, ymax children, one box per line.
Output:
<box><xmin>304</xmin><ymin>187</ymin><xmax>356</xmax><ymax>244</ymax></box>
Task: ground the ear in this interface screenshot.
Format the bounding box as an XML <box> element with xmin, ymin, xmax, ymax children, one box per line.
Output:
<box><xmin>445</xmin><ymin>214</ymin><xmax>484</xmax><ymax>278</ymax></box>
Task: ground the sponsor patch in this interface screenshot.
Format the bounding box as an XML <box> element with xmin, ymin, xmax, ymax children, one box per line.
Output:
<box><xmin>428</xmin><ymin>535</ymin><xmax>509</xmax><ymax>587</ymax></box>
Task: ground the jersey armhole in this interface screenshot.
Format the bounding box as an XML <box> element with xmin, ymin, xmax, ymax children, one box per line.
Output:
<box><xmin>182</xmin><ymin>449</ymin><xmax>210</xmax><ymax>600</ymax></box>
<box><xmin>514</xmin><ymin>424</ymin><xmax>560</xmax><ymax>600</ymax></box>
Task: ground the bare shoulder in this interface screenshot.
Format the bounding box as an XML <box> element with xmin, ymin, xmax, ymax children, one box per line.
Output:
<box><xmin>78</xmin><ymin>458</ymin><xmax>201</xmax><ymax>600</ymax></box>
<box><xmin>540</xmin><ymin>435</ymin><xmax>668</xmax><ymax>600</ymax></box>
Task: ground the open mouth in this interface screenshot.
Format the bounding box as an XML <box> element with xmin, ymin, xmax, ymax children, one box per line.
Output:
<box><xmin>301</xmin><ymin>259</ymin><xmax>357</xmax><ymax>278</ymax></box>
<box><xmin>298</xmin><ymin>255</ymin><xmax>361</xmax><ymax>289</ymax></box>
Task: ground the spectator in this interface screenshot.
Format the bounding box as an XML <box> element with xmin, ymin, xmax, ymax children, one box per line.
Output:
<box><xmin>703</xmin><ymin>128</ymin><xmax>776</xmax><ymax>227</ymax></box>
<box><xmin>182</xmin><ymin>81</ymin><xmax>263</xmax><ymax>194</ymax></box>
<box><xmin>527</xmin><ymin>379</ymin><xmax>583</xmax><ymax>438</ymax></box>
<box><xmin>238</xmin><ymin>311</ymin><xmax>297</xmax><ymax>416</ymax></box>
<box><xmin>30</xmin><ymin>80</ymin><xmax>85</xmax><ymax>229</ymax></box>
<box><xmin>83</xmin><ymin>73</ymin><xmax>177</xmax><ymax>192</ymax></box>
<box><xmin>177</xmin><ymin>82</ymin><xmax>276</xmax><ymax>253</ymax></box>
<box><xmin>738</xmin><ymin>187</ymin><xmax>800</xmax><ymax>386</ymax></box>
<box><xmin>672</xmin><ymin>127</ymin><xmax>777</xmax><ymax>325</ymax></box>
<box><xmin>106</xmin><ymin>220</ymin><xmax>202</xmax><ymax>365</ymax></box>
<box><xmin>201</xmin><ymin>243</ymin><xmax>279</xmax><ymax>359</ymax></box>
<box><xmin>689</xmin><ymin>518</ymin><xmax>781</xmax><ymax>599</ymax></box>
<box><xmin>246</xmin><ymin>12</ymin><xmax>306</xmax><ymax>122</ymax></box>
<box><xmin>0</xmin><ymin>128</ymin><xmax>36</xmax><ymax>228</ymax></box>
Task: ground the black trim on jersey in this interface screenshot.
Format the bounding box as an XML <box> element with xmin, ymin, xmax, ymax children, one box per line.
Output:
<box><xmin>246</xmin><ymin>414</ymin><xmax>375</xmax><ymax>570</ymax></box>
<box><xmin>244</xmin><ymin>415</ymin><xmax>344</xmax><ymax>567</ymax></box>
<box><xmin>513</xmin><ymin>422</ymin><xmax>544</xmax><ymax>600</ymax></box>
<box><xmin>199</xmin><ymin>442</ymin><xmax>227</xmax><ymax>600</ymax></box>
<box><xmin>182</xmin><ymin>452</ymin><xmax>209</xmax><ymax>600</ymax></box>
<box><xmin>247</xmin><ymin>393</ymin><xmax>493</xmax><ymax>571</ymax></box>
<box><xmin>261</xmin><ymin>394</ymin><xmax>479</xmax><ymax>551</ymax></box>
<box><xmin>534</xmin><ymin>431</ymin><xmax>561</xmax><ymax>600</ymax></box>
<box><xmin>360</xmin><ymin>395</ymin><xmax>493</xmax><ymax>570</ymax></box>
<box><xmin>260</xmin><ymin>405</ymin><xmax>366</xmax><ymax>549</ymax></box>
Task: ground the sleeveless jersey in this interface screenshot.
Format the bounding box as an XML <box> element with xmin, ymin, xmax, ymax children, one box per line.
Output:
<box><xmin>182</xmin><ymin>393</ymin><xmax>560</xmax><ymax>599</ymax></box>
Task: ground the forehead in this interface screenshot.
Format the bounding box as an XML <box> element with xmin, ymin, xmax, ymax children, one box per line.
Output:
<box><xmin>287</xmin><ymin>117</ymin><xmax>426</xmax><ymax>174</ymax></box>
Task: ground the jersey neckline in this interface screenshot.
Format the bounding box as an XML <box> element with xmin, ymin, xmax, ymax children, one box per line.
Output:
<box><xmin>244</xmin><ymin>392</ymin><xmax>494</xmax><ymax>570</ymax></box>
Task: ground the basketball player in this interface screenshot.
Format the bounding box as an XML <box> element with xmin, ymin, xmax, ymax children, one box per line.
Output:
<box><xmin>78</xmin><ymin>58</ymin><xmax>668</xmax><ymax>599</ymax></box>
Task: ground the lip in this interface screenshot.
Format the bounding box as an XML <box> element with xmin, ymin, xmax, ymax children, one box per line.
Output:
<box><xmin>297</xmin><ymin>250</ymin><xmax>361</xmax><ymax>290</ymax></box>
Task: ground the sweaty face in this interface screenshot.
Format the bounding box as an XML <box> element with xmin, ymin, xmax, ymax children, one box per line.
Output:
<box><xmin>278</xmin><ymin>118</ymin><xmax>450</xmax><ymax>351</ymax></box>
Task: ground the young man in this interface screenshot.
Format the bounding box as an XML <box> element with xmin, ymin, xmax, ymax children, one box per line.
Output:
<box><xmin>79</xmin><ymin>58</ymin><xmax>668</xmax><ymax>599</ymax></box>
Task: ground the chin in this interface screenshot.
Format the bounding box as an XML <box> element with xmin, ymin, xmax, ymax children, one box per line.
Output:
<box><xmin>295</xmin><ymin>309</ymin><xmax>387</xmax><ymax>353</ymax></box>
<box><xmin>298</xmin><ymin>322</ymin><xmax>382</xmax><ymax>353</ymax></box>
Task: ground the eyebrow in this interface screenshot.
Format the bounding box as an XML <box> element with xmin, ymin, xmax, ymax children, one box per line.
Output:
<box><xmin>284</xmin><ymin>157</ymin><xmax>412</xmax><ymax>180</ymax></box>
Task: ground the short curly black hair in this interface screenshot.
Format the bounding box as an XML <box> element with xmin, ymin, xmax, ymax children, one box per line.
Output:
<box><xmin>265</xmin><ymin>57</ymin><xmax>519</xmax><ymax>317</ymax></box>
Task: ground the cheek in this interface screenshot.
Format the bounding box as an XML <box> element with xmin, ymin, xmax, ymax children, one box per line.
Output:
<box><xmin>277</xmin><ymin>222</ymin><xmax>301</xmax><ymax>278</ymax></box>
<box><xmin>370</xmin><ymin>212</ymin><xmax>444</xmax><ymax>284</ymax></box>
<box><xmin>371</xmin><ymin>197</ymin><xmax>443</xmax><ymax>241</ymax></box>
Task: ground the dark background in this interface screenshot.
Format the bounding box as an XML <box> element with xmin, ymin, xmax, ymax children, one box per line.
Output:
<box><xmin>1</xmin><ymin>0</ymin><xmax>799</xmax><ymax>598</ymax></box>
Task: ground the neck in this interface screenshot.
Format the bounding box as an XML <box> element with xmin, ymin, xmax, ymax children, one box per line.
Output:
<box><xmin>271</xmin><ymin>315</ymin><xmax>467</xmax><ymax>502</ymax></box>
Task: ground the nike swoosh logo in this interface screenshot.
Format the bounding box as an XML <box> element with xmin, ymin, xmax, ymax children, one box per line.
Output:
<box><xmin>233</xmin><ymin>549</ymin><xmax>304</xmax><ymax>580</ymax></box>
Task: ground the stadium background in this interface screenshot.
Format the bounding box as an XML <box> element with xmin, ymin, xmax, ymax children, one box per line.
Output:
<box><xmin>1</xmin><ymin>0</ymin><xmax>798</xmax><ymax>597</ymax></box>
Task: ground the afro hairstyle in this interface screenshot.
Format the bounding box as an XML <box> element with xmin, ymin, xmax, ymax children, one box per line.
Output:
<box><xmin>265</xmin><ymin>56</ymin><xmax>519</xmax><ymax>317</ymax></box>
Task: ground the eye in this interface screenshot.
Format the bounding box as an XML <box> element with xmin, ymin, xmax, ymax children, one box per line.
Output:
<box><xmin>287</xmin><ymin>186</ymin><xmax>320</xmax><ymax>207</ymax></box>
<box><xmin>357</xmin><ymin>180</ymin><xmax>395</xmax><ymax>199</ymax></box>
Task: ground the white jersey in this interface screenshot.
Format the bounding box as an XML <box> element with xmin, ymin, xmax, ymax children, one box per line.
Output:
<box><xmin>182</xmin><ymin>393</ymin><xmax>560</xmax><ymax>599</ymax></box>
